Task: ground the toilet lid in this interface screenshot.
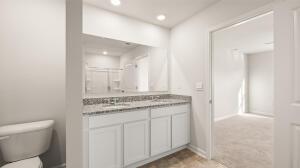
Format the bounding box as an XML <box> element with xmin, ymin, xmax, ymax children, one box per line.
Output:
<box><xmin>2</xmin><ymin>157</ymin><xmax>42</xmax><ymax>168</ymax></box>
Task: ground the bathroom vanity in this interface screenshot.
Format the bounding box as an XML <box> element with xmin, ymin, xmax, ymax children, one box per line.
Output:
<box><xmin>82</xmin><ymin>34</ymin><xmax>191</xmax><ymax>168</ymax></box>
<box><xmin>83</xmin><ymin>94</ymin><xmax>191</xmax><ymax>168</ymax></box>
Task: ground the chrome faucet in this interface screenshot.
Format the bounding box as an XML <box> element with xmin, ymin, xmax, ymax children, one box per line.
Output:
<box><xmin>110</xmin><ymin>98</ymin><xmax>119</xmax><ymax>105</ymax></box>
<box><xmin>152</xmin><ymin>96</ymin><xmax>160</xmax><ymax>101</ymax></box>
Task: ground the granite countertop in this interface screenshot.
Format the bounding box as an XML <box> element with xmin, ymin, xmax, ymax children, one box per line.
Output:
<box><xmin>83</xmin><ymin>98</ymin><xmax>190</xmax><ymax>116</ymax></box>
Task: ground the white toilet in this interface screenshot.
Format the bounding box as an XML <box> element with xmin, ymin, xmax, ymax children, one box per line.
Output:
<box><xmin>0</xmin><ymin>120</ymin><xmax>54</xmax><ymax>168</ymax></box>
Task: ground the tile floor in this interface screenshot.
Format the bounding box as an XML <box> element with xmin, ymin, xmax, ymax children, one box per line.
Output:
<box><xmin>139</xmin><ymin>149</ymin><xmax>227</xmax><ymax>168</ymax></box>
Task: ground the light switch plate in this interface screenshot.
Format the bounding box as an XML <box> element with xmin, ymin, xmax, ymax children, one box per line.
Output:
<box><xmin>195</xmin><ymin>82</ymin><xmax>204</xmax><ymax>91</ymax></box>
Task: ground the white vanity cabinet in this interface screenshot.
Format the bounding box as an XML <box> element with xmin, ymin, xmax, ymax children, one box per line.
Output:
<box><xmin>89</xmin><ymin>124</ymin><xmax>122</xmax><ymax>168</ymax></box>
<box><xmin>84</xmin><ymin>103</ymin><xmax>190</xmax><ymax>168</ymax></box>
<box><xmin>151</xmin><ymin>116</ymin><xmax>171</xmax><ymax>156</ymax></box>
<box><xmin>86</xmin><ymin>109</ymin><xmax>149</xmax><ymax>168</ymax></box>
<box><xmin>172</xmin><ymin>112</ymin><xmax>189</xmax><ymax>148</ymax></box>
<box><xmin>150</xmin><ymin>104</ymin><xmax>190</xmax><ymax>156</ymax></box>
<box><xmin>124</xmin><ymin>120</ymin><xmax>149</xmax><ymax>166</ymax></box>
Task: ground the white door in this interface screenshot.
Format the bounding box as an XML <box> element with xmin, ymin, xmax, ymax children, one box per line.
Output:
<box><xmin>89</xmin><ymin>125</ymin><xmax>122</xmax><ymax>168</ymax></box>
<box><xmin>121</xmin><ymin>64</ymin><xmax>137</xmax><ymax>92</ymax></box>
<box><xmin>124</xmin><ymin>120</ymin><xmax>149</xmax><ymax>166</ymax></box>
<box><xmin>91</xmin><ymin>71</ymin><xmax>109</xmax><ymax>94</ymax></box>
<box><xmin>172</xmin><ymin>113</ymin><xmax>189</xmax><ymax>148</ymax></box>
<box><xmin>274</xmin><ymin>1</ymin><xmax>300</xmax><ymax>168</ymax></box>
<box><xmin>151</xmin><ymin>116</ymin><xmax>171</xmax><ymax>156</ymax></box>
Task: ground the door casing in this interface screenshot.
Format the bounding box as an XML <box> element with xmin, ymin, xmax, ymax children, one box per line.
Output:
<box><xmin>205</xmin><ymin>3</ymin><xmax>275</xmax><ymax>159</ymax></box>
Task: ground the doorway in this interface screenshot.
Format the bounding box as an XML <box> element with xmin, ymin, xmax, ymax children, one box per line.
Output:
<box><xmin>210</xmin><ymin>12</ymin><xmax>274</xmax><ymax>168</ymax></box>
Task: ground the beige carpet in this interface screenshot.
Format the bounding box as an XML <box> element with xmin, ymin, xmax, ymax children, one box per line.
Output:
<box><xmin>214</xmin><ymin>114</ymin><xmax>273</xmax><ymax>168</ymax></box>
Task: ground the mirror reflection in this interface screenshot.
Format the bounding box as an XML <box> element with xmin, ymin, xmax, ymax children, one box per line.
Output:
<box><xmin>83</xmin><ymin>34</ymin><xmax>168</xmax><ymax>95</ymax></box>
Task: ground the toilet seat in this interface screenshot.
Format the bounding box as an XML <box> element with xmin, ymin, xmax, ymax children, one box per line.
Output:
<box><xmin>1</xmin><ymin>157</ymin><xmax>42</xmax><ymax>168</ymax></box>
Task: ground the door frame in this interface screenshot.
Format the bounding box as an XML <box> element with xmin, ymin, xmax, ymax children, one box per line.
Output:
<box><xmin>205</xmin><ymin>3</ymin><xmax>275</xmax><ymax>159</ymax></box>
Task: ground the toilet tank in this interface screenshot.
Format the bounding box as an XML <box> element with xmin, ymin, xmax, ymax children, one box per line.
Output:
<box><xmin>0</xmin><ymin>120</ymin><xmax>54</xmax><ymax>162</ymax></box>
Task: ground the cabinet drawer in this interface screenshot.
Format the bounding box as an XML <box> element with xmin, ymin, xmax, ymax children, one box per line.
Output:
<box><xmin>151</xmin><ymin>104</ymin><xmax>190</xmax><ymax>118</ymax></box>
<box><xmin>89</xmin><ymin>109</ymin><xmax>149</xmax><ymax>128</ymax></box>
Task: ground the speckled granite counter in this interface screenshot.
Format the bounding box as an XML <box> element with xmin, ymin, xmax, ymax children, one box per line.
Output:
<box><xmin>83</xmin><ymin>94</ymin><xmax>191</xmax><ymax>116</ymax></box>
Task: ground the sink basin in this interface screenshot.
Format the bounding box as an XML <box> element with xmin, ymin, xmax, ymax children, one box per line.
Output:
<box><xmin>102</xmin><ymin>103</ymin><xmax>131</xmax><ymax>109</ymax></box>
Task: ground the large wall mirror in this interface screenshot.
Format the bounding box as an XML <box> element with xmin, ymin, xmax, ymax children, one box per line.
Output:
<box><xmin>83</xmin><ymin>34</ymin><xmax>169</xmax><ymax>96</ymax></box>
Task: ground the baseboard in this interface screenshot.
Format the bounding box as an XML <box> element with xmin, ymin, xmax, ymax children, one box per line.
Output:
<box><xmin>50</xmin><ymin>163</ymin><xmax>66</xmax><ymax>168</ymax></box>
<box><xmin>187</xmin><ymin>144</ymin><xmax>207</xmax><ymax>159</ymax></box>
<box><xmin>214</xmin><ymin>114</ymin><xmax>237</xmax><ymax>122</ymax></box>
<box><xmin>247</xmin><ymin>111</ymin><xmax>274</xmax><ymax>118</ymax></box>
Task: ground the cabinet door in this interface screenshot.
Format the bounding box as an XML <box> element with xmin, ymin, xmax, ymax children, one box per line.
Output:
<box><xmin>172</xmin><ymin>113</ymin><xmax>189</xmax><ymax>148</ymax></box>
<box><xmin>151</xmin><ymin>116</ymin><xmax>171</xmax><ymax>156</ymax></box>
<box><xmin>124</xmin><ymin>120</ymin><xmax>149</xmax><ymax>166</ymax></box>
<box><xmin>89</xmin><ymin>125</ymin><xmax>122</xmax><ymax>168</ymax></box>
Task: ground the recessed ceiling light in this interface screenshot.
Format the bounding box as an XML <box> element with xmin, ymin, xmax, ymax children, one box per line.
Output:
<box><xmin>156</xmin><ymin>14</ymin><xmax>166</xmax><ymax>21</ymax></box>
<box><xmin>103</xmin><ymin>51</ymin><xmax>108</xmax><ymax>55</ymax></box>
<box><xmin>111</xmin><ymin>0</ymin><xmax>121</xmax><ymax>6</ymax></box>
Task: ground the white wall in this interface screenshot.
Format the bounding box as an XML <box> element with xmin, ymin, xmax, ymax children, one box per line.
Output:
<box><xmin>211</xmin><ymin>12</ymin><xmax>273</xmax><ymax>120</ymax></box>
<box><xmin>170</xmin><ymin>0</ymin><xmax>273</xmax><ymax>155</ymax></box>
<box><xmin>247</xmin><ymin>51</ymin><xmax>274</xmax><ymax>116</ymax></box>
<box><xmin>213</xmin><ymin>33</ymin><xmax>247</xmax><ymax>120</ymax></box>
<box><xmin>120</xmin><ymin>46</ymin><xmax>149</xmax><ymax>69</ymax></box>
<box><xmin>83</xmin><ymin>4</ymin><xmax>170</xmax><ymax>48</ymax></box>
<box><xmin>119</xmin><ymin>46</ymin><xmax>169</xmax><ymax>92</ymax></box>
<box><xmin>148</xmin><ymin>48</ymin><xmax>168</xmax><ymax>91</ymax></box>
<box><xmin>66</xmin><ymin>0</ymin><xmax>83</xmax><ymax>167</ymax></box>
<box><xmin>85</xmin><ymin>54</ymin><xmax>120</xmax><ymax>68</ymax></box>
<box><xmin>0</xmin><ymin>0</ymin><xmax>65</xmax><ymax>167</ymax></box>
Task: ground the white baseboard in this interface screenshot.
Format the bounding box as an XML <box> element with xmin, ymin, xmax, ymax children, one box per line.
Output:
<box><xmin>214</xmin><ymin>114</ymin><xmax>237</xmax><ymax>122</ymax></box>
<box><xmin>187</xmin><ymin>144</ymin><xmax>207</xmax><ymax>159</ymax></box>
<box><xmin>247</xmin><ymin>111</ymin><xmax>274</xmax><ymax>117</ymax></box>
<box><xmin>50</xmin><ymin>163</ymin><xmax>66</xmax><ymax>168</ymax></box>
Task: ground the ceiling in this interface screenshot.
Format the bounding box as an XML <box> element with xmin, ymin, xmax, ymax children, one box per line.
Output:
<box><xmin>83</xmin><ymin>0</ymin><xmax>220</xmax><ymax>28</ymax></box>
<box><xmin>83</xmin><ymin>34</ymin><xmax>140</xmax><ymax>56</ymax></box>
<box><xmin>213</xmin><ymin>12</ymin><xmax>273</xmax><ymax>55</ymax></box>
